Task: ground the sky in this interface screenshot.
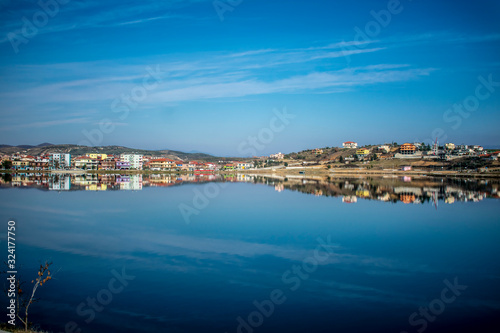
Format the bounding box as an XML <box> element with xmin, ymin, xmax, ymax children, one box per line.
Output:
<box><xmin>0</xmin><ymin>0</ymin><xmax>499</xmax><ymax>156</ymax></box>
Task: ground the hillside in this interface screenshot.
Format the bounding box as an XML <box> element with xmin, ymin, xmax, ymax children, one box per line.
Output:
<box><xmin>286</xmin><ymin>146</ymin><xmax>379</xmax><ymax>162</ymax></box>
<box><xmin>0</xmin><ymin>144</ymin><xmax>223</xmax><ymax>161</ymax></box>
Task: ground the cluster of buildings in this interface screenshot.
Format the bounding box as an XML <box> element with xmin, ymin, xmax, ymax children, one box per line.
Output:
<box><xmin>2</xmin><ymin>140</ymin><xmax>498</xmax><ymax>172</ymax></box>
<box><xmin>0</xmin><ymin>152</ymin><xmax>257</xmax><ymax>171</ymax></box>
<box><xmin>342</xmin><ymin>141</ymin><xmax>499</xmax><ymax>161</ymax></box>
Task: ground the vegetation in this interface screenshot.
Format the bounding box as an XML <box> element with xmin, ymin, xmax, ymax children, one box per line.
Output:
<box><xmin>2</xmin><ymin>261</ymin><xmax>53</xmax><ymax>332</ymax></box>
<box><xmin>2</xmin><ymin>160</ymin><xmax>12</xmax><ymax>169</ymax></box>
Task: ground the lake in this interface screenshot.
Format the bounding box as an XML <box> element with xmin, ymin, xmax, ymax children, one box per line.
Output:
<box><xmin>1</xmin><ymin>173</ymin><xmax>499</xmax><ymax>333</ymax></box>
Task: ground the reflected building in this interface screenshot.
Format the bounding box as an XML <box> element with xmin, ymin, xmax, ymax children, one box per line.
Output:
<box><xmin>49</xmin><ymin>175</ymin><xmax>71</xmax><ymax>191</ymax></box>
<box><xmin>118</xmin><ymin>175</ymin><xmax>143</xmax><ymax>190</ymax></box>
<box><xmin>342</xmin><ymin>196</ymin><xmax>357</xmax><ymax>203</ymax></box>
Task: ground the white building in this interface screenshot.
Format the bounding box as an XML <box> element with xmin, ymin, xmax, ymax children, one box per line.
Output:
<box><xmin>236</xmin><ymin>161</ymin><xmax>254</xmax><ymax>170</ymax></box>
<box><xmin>378</xmin><ymin>145</ymin><xmax>391</xmax><ymax>153</ymax></box>
<box><xmin>120</xmin><ymin>154</ymin><xmax>143</xmax><ymax>170</ymax></box>
<box><xmin>445</xmin><ymin>143</ymin><xmax>456</xmax><ymax>150</ymax></box>
<box><xmin>49</xmin><ymin>153</ymin><xmax>71</xmax><ymax>169</ymax></box>
<box><xmin>343</xmin><ymin>141</ymin><xmax>358</xmax><ymax>149</ymax></box>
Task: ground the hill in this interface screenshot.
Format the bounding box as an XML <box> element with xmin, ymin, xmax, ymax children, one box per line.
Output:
<box><xmin>0</xmin><ymin>144</ymin><xmax>226</xmax><ymax>161</ymax></box>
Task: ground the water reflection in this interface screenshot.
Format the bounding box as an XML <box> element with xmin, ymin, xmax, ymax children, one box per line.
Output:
<box><xmin>1</xmin><ymin>172</ymin><xmax>498</xmax><ymax>204</ymax></box>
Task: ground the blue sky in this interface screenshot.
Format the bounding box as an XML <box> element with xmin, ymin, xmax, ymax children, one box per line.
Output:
<box><xmin>0</xmin><ymin>0</ymin><xmax>499</xmax><ymax>156</ymax></box>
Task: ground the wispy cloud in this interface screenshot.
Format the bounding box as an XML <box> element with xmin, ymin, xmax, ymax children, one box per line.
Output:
<box><xmin>148</xmin><ymin>66</ymin><xmax>434</xmax><ymax>102</ymax></box>
<box><xmin>0</xmin><ymin>117</ymin><xmax>91</xmax><ymax>131</ymax></box>
<box><xmin>0</xmin><ymin>38</ymin><xmax>417</xmax><ymax>109</ymax></box>
<box><xmin>9</xmin><ymin>31</ymin><xmax>493</xmax><ymax>129</ymax></box>
<box><xmin>0</xmin><ymin>0</ymin><xmax>211</xmax><ymax>44</ymax></box>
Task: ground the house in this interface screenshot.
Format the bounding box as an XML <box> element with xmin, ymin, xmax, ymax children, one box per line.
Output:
<box><xmin>270</xmin><ymin>152</ymin><xmax>284</xmax><ymax>160</ymax></box>
<box><xmin>401</xmin><ymin>165</ymin><xmax>412</xmax><ymax>171</ymax></box>
<box><xmin>312</xmin><ymin>148</ymin><xmax>323</xmax><ymax>155</ymax></box>
<box><xmin>31</xmin><ymin>156</ymin><xmax>49</xmax><ymax>170</ymax></box>
<box><xmin>74</xmin><ymin>157</ymin><xmax>98</xmax><ymax>170</ymax></box>
<box><xmin>236</xmin><ymin>161</ymin><xmax>254</xmax><ymax>170</ymax></box>
<box><xmin>445</xmin><ymin>143</ymin><xmax>455</xmax><ymax>150</ymax></box>
<box><xmin>188</xmin><ymin>161</ymin><xmax>201</xmax><ymax>171</ymax></box>
<box><xmin>86</xmin><ymin>153</ymin><xmax>108</xmax><ymax>160</ymax></box>
<box><xmin>147</xmin><ymin>158</ymin><xmax>175</xmax><ymax>170</ymax></box>
<box><xmin>378</xmin><ymin>145</ymin><xmax>391</xmax><ymax>153</ymax></box>
<box><xmin>12</xmin><ymin>159</ymin><xmax>31</xmax><ymax>170</ymax></box>
<box><xmin>176</xmin><ymin>162</ymin><xmax>189</xmax><ymax>171</ymax></box>
<box><xmin>343</xmin><ymin>141</ymin><xmax>358</xmax><ymax>149</ymax></box>
<box><xmin>399</xmin><ymin>143</ymin><xmax>416</xmax><ymax>155</ymax></box>
<box><xmin>49</xmin><ymin>153</ymin><xmax>71</xmax><ymax>169</ymax></box>
<box><xmin>14</xmin><ymin>156</ymin><xmax>35</xmax><ymax>170</ymax></box>
<box><xmin>356</xmin><ymin>148</ymin><xmax>370</xmax><ymax>156</ymax></box>
<box><xmin>204</xmin><ymin>163</ymin><xmax>218</xmax><ymax>170</ymax></box>
<box><xmin>116</xmin><ymin>161</ymin><xmax>131</xmax><ymax>170</ymax></box>
<box><xmin>98</xmin><ymin>158</ymin><xmax>116</xmax><ymax>170</ymax></box>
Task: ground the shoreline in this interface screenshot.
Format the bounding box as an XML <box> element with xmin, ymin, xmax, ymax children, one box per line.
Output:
<box><xmin>1</xmin><ymin>167</ymin><xmax>499</xmax><ymax>178</ymax></box>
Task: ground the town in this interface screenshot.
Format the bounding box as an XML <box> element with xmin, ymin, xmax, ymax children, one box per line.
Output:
<box><xmin>0</xmin><ymin>140</ymin><xmax>499</xmax><ymax>173</ymax></box>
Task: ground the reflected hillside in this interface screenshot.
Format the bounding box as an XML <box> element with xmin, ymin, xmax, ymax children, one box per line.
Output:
<box><xmin>1</xmin><ymin>172</ymin><xmax>498</xmax><ymax>204</ymax></box>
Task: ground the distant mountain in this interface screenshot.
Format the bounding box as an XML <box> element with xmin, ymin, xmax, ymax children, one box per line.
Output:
<box><xmin>0</xmin><ymin>143</ymin><xmax>54</xmax><ymax>149</ymax></box>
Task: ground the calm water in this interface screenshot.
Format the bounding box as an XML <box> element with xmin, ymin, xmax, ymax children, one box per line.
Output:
<box><xmin>1</xmin><ymin>174</ymin><xmax>499</xmax><ymax>333</ymax></box>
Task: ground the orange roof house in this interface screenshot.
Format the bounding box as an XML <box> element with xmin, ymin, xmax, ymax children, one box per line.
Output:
<box><xmin>400</xmin><ymin>143</ymin><xmax>416</xmax><ymax>155</ymax></box>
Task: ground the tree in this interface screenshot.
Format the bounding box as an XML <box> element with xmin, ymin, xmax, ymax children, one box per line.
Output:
<box><xmin>284</xmin><ymin>162</ymin><xmax>288</xmax><ymax>167</ymax></box>
<box><xmin>3</xmin><ymin>261</ymin><xmax>53</xmax><ymax>331</ymax></box>
<box><xmin>339</xmin><ymin>156</ymin><xmax>344</xmax><ymax>163</ymax></box>
<box><xmin>2</xmin><ymin>160</ymin><xmax>13</xmax><ymax>169</ymax></box>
